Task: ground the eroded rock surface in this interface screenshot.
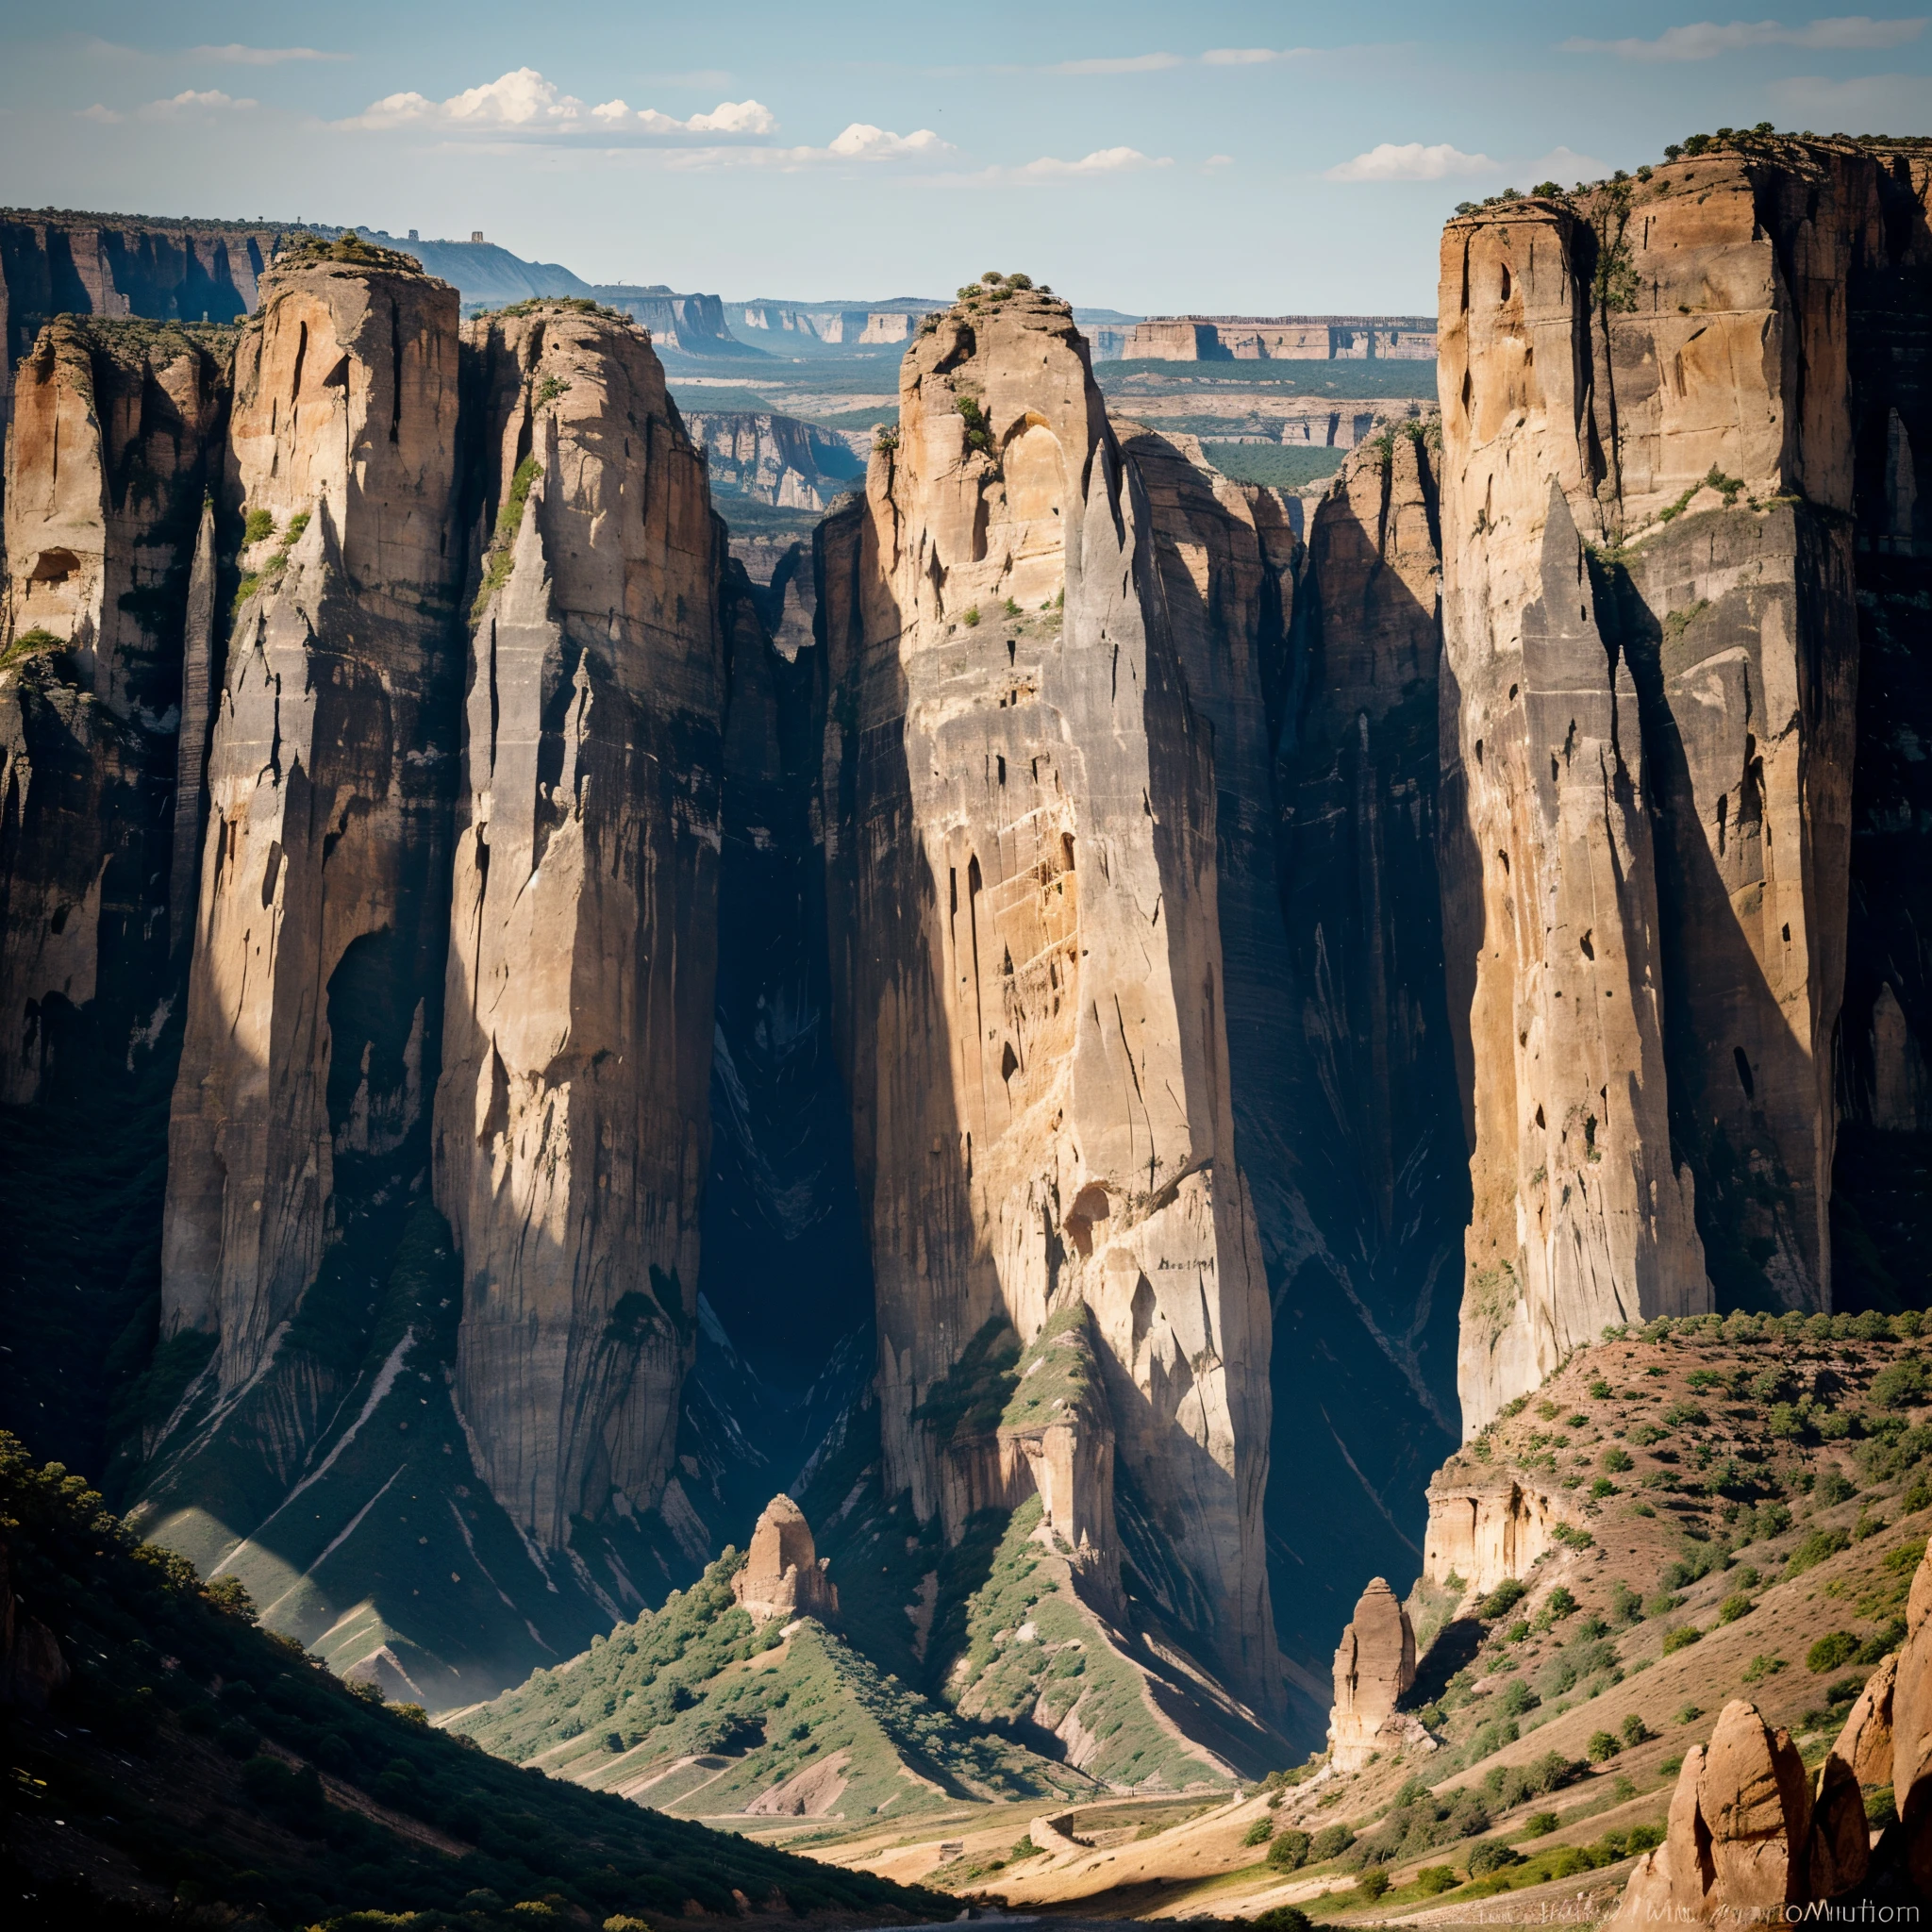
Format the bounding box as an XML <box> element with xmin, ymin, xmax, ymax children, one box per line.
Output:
<box><xmin>814</xmin><ymin>287</ymin><xmax>1281</xmax><ymax>1713</ymax></box>
<box><xmin>1327</xmin><ymin>1575</ymin><xmax>1419</xmax><ymax>1771</ymax></box>
<box><xmin>731</xmin><ymin>1493</ymin><xmax>839</xmax><ymax>1624</ymax></box>
<box><xmin>434</xmin><ymin>300</ymin><xmax>725</xmax><ymax>1550</ymax></box>
<box><xmin>0</xmin><ymin>317</ymin><xmax>228</xmax><ymax>1098</ymax></box>
<box><xmin>160</xmin><ymin>241</ymin><xmax>463</xmax><ymax>1393</ymax></box>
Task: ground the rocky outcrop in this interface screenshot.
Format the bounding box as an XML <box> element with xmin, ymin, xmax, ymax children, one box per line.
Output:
<box><xmin>1420</xmin><ymin>1473</ymin><xmax>1559</xmax><ymax>1596</ymax></box>
<box><xmin>814</xmin><ymin>283</ymin><xmax>1281</xmax><ymax>1713</ymax></box>
<box><xmin>681</xmin><ymin>409</ymin><xmax>866</xmax><ymax>511</ymax></box>
<box><xmin>433</xmin><ymin>299</ymin><xmax>725</xmax><ymax>1550</ymax></box>
<box><xmin>731</xmin><ymin>1493</ymin><xmax>839</xmax><ymax>1624</ymax></box>
<box><xmin>161</xmin><ymin>238</ymin><xmax>463</xmax><ymax>1392</ymax></box>
<box><xmin>1608</xmin><ymin>1533</ymin><xmax>1932</xmax><ymax>1917</ymax></box>
<box><xmin>1326</xmin><ymin>1576</ymin><xmax>1420</xmax><ymax>1771</ymax></box>
<box><xmin>0</xmin><ymin>316</ymin><xmax>228</xmax><ymax>1099</ymax></box>
<box><xmin>588</xmin><ymin>287</ymin><xmax>742</xmax><ymax>357</ymax></box>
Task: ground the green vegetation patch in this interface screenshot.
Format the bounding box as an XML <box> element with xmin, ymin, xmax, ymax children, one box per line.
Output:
<box><xmin>0</xmin><ymin>625</ymin><xmax>67</xmax><ymax>673</ymax></box>
<box><xmin>472</xmin><ymin>458</ymin><xmax>541</xmax><ymax>620</ymax></box>
<box><xmin>945</xmin><ymin>1497</ymin><xmax>1222</xmax><ymax>1790</ymax></box>
<box><xmin>0</xmin><ymin>1433</ymin><xmax>941</xmax><ymax>1928</ymax></box>
<box><xmin>912</xmin><ymin>1316</ymin><xmax>1021</xmax><ymax>1446</ymax></box>
<box><xmin>279</xmin><ymin>233</ymin><xmax>426</xmax><ymax>276</ymax></box>
<box><xmin>1000</xmin><ymin>1301</ymin><xmax>1103</xmax><ymax>1435</ymax></box>
<box><xmin>1200</xmin><ymin>443</ymin><xmax>1346</xmax><ymax>491</ymax></box>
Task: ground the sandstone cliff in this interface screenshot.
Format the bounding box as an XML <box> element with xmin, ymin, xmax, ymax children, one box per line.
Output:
<box><xmin>813</xmin><ymin>282</ymin><xmax>1281</xmax><ymax>1712</ymax></box>
<box><xmin>680</xmin><ymin>408</ymin><xmax>865</xmax><ymax>511</ymax></box>
<box><xmin>0</xmin><ymin>316</ymin><xmax>228</xmax><ymax>1100</ymax></box>
<box><xmin>1327</xmin><ymin>1575</ymin><xmax>1421</xmax><ymax>1771</ymax></box>
<box><xmin>731</xmin><ymin>1493</ymin><xmax>840</xmax><ymax>1624</ymax></box>
<box><xmin>434</xmin><ymin>298</ymin><xmax>724</xmax><ymax>1551</ymax></box>
<box><xmin>159</xmin><ymin>237</ymin><xmax>464</xmax><ymax>1394</ymax></box>
<box><xmin>1434</xmin><ymin>147</ymin><xmax>1916</xmax><ymax>1427</ymax></box>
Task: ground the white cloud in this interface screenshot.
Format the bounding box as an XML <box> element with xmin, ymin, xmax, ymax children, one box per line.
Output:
<box><xmin>1203</xmin><ymin>45</ymin><xmax>1312</xmax><ymax>63</ymax></box>
<box><xmin>1523</xmin><ymin>145</ymin><xmax>1614</xmax><ymax>182</ymax></box>
<box><xmin>1018</xmin><ymin>146</ymin><xmax>1173</xmax><ymax>175</ymax></box>
<box><xmin>1326</xmin><ymin>141</ymin><xmax>1499</xmax><ymax>181</ymax></box>
<box><xmin>1049</xmin><ymin>52</ymin><xmax>1185</xmax><ymax>74</ymax></box>
<box><xmin>1204</xmin><ymin>152</ymin><xmax>1236</xmax><ymax>168</ymax></box>
<box><xmin>344</xmin><ymin>69</ymin><xmax>776</xmax><ymax>140</ymax></box>
<box><xmin>141</xmin><ymin>89</ymin><xmax>258</xmax><ymax>118</ymax></box>
<box><xmin>76</xmin><ymin>103</ymin><xmax>123</xmax><ymax>123</ymax></box>
<box><xmin>1563</xmin><ymin>15</ymin><xmax>1925</xmax><ymax>59</ymax></box>
<box><xmin>825</xmin><ymin>122</ymin><xmax>949</xmax><ymax>157</ymax></box>
<box><xmin>187</xmin><ymin>43</ymin><xmax>349</xmax><ymax>65</ymax></box>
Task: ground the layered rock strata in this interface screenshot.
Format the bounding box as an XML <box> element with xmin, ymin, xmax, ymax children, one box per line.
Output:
<box><xmin>730</xmin><ymin>1493</ymin><xmax>840</xmax><ymax>1624</ymax></box>
<box><xmin>0</xmin><ymin>316</ymin><xmax>228</xmax><ymax>1099</ymax></box>
<box><xmin>1327</xmin><ymin>1575</ymin><xmax>1422</xmax><ymax>1771</ymax></box>
<box><xmin>1435</xmin><ymin>146</ymin><xmax>1914</xmax><ymax>1426</ymax></box>
<box><xmin>813</xmin><ymin>288</ymin><xmax>1281</xmax><ymax>1710</ymax></box>
<box><xmin>434</xmin><ymin>300</ymin><xmax>724</xmax><ymax>1549</ymax></box>
<box><xmin>1419</xmin><ymin>1472</ymin><xmax>1559</xmax><ymax>1597</ymax></box>
<box><xmin>160</xmin><ymin>239</ymin><xmax>463</xmax><ymax>1391</ymax></box>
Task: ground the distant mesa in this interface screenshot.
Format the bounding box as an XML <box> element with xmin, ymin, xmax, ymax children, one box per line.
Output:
<box><xmin>731</xmin><ymin>1494</ymin><xmax>840</xmax><ymax>1625</ymax></box>
<box><xmin>1124</xmin><ymin>313</ymin><xmax>1437</xmax><ymax>360</ymax></box>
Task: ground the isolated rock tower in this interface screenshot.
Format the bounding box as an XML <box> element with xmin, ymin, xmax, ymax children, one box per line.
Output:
<box><xmin>731</xmin><ymin>1495</ymin><xmax>840</xmax><ymax>1625</ymax></box>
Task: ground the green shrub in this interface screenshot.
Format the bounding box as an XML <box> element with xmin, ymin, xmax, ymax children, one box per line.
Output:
<box><xmin>1719</xmin><ymin>1592</ymin><xmax>1754</xmax><ymax>1624</ymax></box>
<box><xmin>1786</xmin><ymin>1527</ymin><xmax>1851</xmax><ymax>1578</ymax></box>
<box><xmin>1310</xmin><ymin>1824</ymin><xmax>1355</xmax><ymax>1861</ymax></box>
<box><xmin>1356</xmin><ymin>1869</ymin><xmax>1390</xmax><ymax>1901</ymax></box>
<box><xmin>1742</xmin><ymin>1654</ymin><xmax>1786</xmax><ymax>1683</ymax></box>
<box><xmin>1521</xmin><ymin>1812</ymin><xmax>1558</xmax><ymax>1840</ymax></box>
<box><xmin>961</xmin><ymin>607</ymin><xmax>981</xmax><ymax>627</ymax></box>
<box><xmin>1872</xmin><ymin>1359</ymin><xmax>1929</xmax><ymax>1410</ymax></box>
<box><xmin>533</xmin><ymin>375</ymin><xmax>572</xmax><ymax>408</ymax></box>
<box><xmin>1251</xmin><ymin>1909</ymin><xmax>1312</xmax><ymax>1932</ymax></box>
<box><xmin>1469</xmin><ymin>1838</ymin><xmax>1524</xmax><ymax>1873</ymax></box>
<box><xmin>1621</xmin><ymin>1713</ymin><xmax>1650</xmax><ymax>1746</ymax></box>
<box><xmin>604</xmin><ymin>1919</ymin><xmax>652</xmax><ymax>1932</ymax></box>
<box><xmin>1476</xmin><ymin>1577</ymin><xmax>1527</xmax><ymax>1620</ymax></box>
<box><xmin>1610</xmin><ymin>1581</ymin><xmax>1643</xmax><ymax>1624</ymax></box>
<box><xmin>1602</xmin><ymin>1447</ymin><xmax>1634</xmax><ymax>1474</ymax></box>
<box><xmin>1587</xmin><ymin>1729</ymin><xmax>1620</xmax><ymax>1763</ymax></box>
<box><xmin>243</xmin><ymin>508</ymin><xmax>276</xmax><ymax>545</ymax></box>
<box><xmin>1267</xmin><ymin>1829</ymin><xmax>1310</xmax><ymax>1871</ymax></box>
<box><xmin>1415</xmin><ymin>1865</ymin><xmax>1458</xmax><ymax>1894</ymax></box>
<box><xmin>1242</xmin><ymin>1817</ymin><xmax>1274</xmax><ymax>1847</ymax></box>
<box><xmin>1807</xmin><ymin>1631</ymin><xmax>1860</xmax><ymax>1674</ymax></box>
<box><xmin>1663</xmin><ymin>1625</ymin><xmax>1703</xmax><ymax>1655</ymax></box>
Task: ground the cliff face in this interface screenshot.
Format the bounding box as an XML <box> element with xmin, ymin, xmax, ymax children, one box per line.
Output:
<box><xmin>0</xmin><ymin>317</ymin><xmax>228</xmax><ymax>1100</ymax></box>
<box><xmin>680</xmin><ymin>409</ymin><xmax>866</xmax><ymax>511</ymax></box>
<box><xmin>1434</xmin><ymin>152</ymin><xmax>1896</xmax><ymax>1427</ymax></box>
<box><xmin>434</xmin><ymin>302</ymin><xmax>725</xmax><ymax>1551</ymax></box>
<box><xmin>813</xmin><ymin>286</ymin><xmax>1281</xmax><ymax>1712</ymax></box>
<box><xmin>160</xmin><ymin>242</ymin><xmax>463</xmax><ymax>1391</ymax></box>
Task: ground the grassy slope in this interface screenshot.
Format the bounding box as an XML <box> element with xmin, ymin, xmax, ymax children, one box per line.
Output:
<box><xmin>0</xmin><ymin>1435</ymin><xmax>941</xmax><ymax>1931</ymax></box>
<box><xmin>448</xmin><ymin>1548</ymin><xmax>1090</xmax><ymax>1824</ymax></box>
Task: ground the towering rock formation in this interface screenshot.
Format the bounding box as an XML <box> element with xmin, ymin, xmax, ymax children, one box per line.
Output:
<box><xmin>0</xmin><ymin>316</ymin><xmax>228</xmax><ymax>1099</ymax></box>
<box><xmin>731</xmin><ymin>1493</ymin><xmax>840</xmax><ymax>1624</ymax></box>
<box><xmin>434</xmin><ymin>299</ymin><xmax>725</xmax><ymax>1551</ymax></box>
<box><xmin>1434</xmin><ymin>148</ymin><xmax>1904</xmax><ymax>1425</ymax></box>
<box><xmin>813</xmin><ymin>281</ymin><xmax>1280</xmax><ymax>1711</ymax></box>
<box><xmin>1326</xmin><ymin>1575</ymin><xmax>1421</xmax><ymax>1771</ymax></box>
<box><xmin>160</xmin><ymin>236</ymin><xmax>463</xmax><ymax>1392</ymax></box>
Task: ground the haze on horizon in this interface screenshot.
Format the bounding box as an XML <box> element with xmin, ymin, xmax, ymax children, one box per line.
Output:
<box><xmin>3</xmin><ymin>2</ymin><xmax>1929</xmax><ymax>317</ymax></box>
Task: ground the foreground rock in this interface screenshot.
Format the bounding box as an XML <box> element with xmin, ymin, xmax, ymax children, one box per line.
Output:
<box><xmin>1607</xmin><ymin>1532</ymin><xmax>1932</xmax><ymax>1918</ymax></box>
<box><xmin>1327</xmin><ymin>1576</ymin><xmax>1422</xmax><ymax>1771</ymax></box>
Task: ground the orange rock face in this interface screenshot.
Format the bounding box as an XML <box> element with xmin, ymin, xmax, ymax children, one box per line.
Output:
<box><xmin>731</xmin><ymin>1494</ymin><xmax>839</xmax><ymax>1624</ymax></box>
<box><xmin>1327</xmin><ymin>1576</ymin><xmax>1419</xmax><ymax>1771</ymax></box>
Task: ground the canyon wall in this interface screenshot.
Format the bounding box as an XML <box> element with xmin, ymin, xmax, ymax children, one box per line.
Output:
<box><xmin>1436</xmin><ymin>147</ymin><xmax>1889</xmax><ymax>1428</ymax></box>
<box><xmin>1124</xmin><ymin>316</ymin><xmax>1438</xmax><ymax>362</ymax></box>
<box><xmin>680</xmin><ymin>409</ymin><xmax>866</xmax><ymax>511</ymax></box>
<box><xmin>813</xmin><ymin>288</ymin><xmax>1282</xmax><ymax>1712</ymax></box>
<box><xmin>159</xmin><ymin>240</ymin><xmax>464</xmax><ymax>1390</ymax></box>
<box><xmin>433</xmin><ymin>302</ymin><xmax>725</xmax><ymax>1550</ymax></box>
<box><xmin>0</xmin><ymin>317</ymin><xmax>227</xmax><ymax>1100</ymax></box>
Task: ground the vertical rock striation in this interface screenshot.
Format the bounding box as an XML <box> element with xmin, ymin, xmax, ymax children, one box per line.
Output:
<box><xmin>1435</xmin><ymin>147</ymin><xmax>1902</xmax><ymax>1426</ymax></box>
<box><xmin>814</xmin><ymin>285</ymin><xmax>1281</xmax><ymax>1712</ymax></box>
<box><xmin>161</xmin><ymin>237</ymin><xmax>463</xmax><ymax>1393</ymax></box>
<box><xmin>0</xmin><ymin>317</ymin><xmax>228</xmax><ymax>1099</ymax></box>
<box><xmin>434</xmin><ymin>300</ymin><xmax>725</xmax><ymax>1553</ymax></box>
<box><xmin>1326</xmin><ymin>1574</ymin><xmax>1421</xmax><ymax>1771</ymax></box>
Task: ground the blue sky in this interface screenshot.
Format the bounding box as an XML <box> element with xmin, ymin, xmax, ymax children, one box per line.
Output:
<box><xmin>4</xmin><ymin>3</ymin><xmax>1929</xmax><ymax>312</ymax></box>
